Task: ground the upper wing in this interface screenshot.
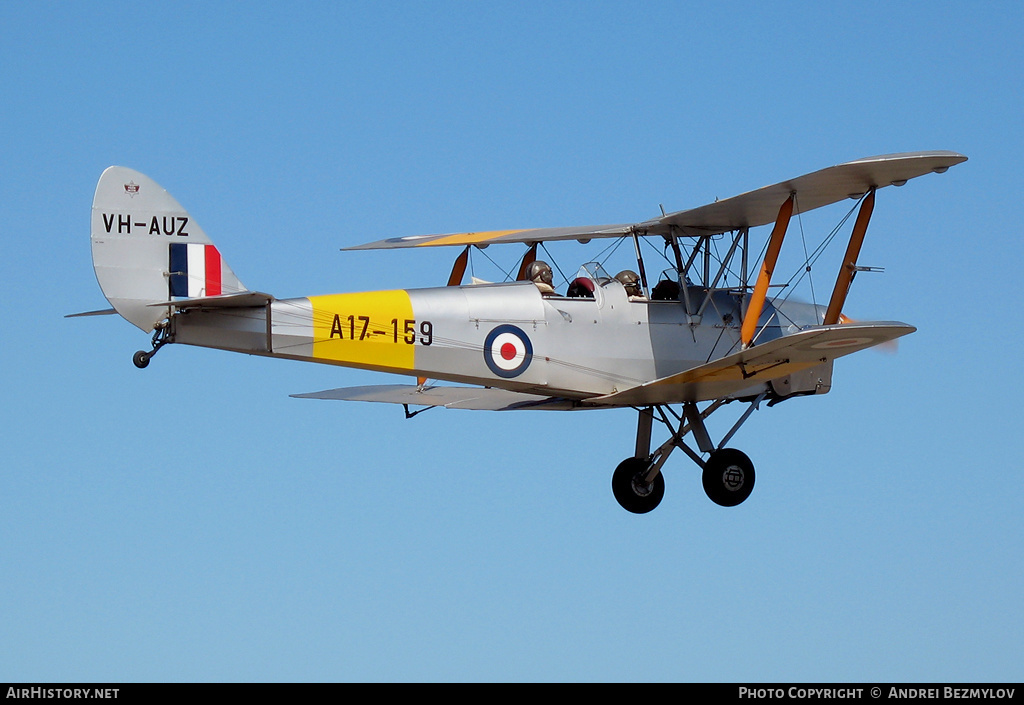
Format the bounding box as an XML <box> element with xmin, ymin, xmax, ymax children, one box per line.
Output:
<box><xmin>590</xmin><ymin>321</ymin><xmax>915</xmax><ymax>406</ymax></box>
<box><xmin>345</xmin><ymin>151</ymin><xmax>966</xmax><ymax>250</ymax></box>
<box><xmin>647</xmin><ymin>151</ymin><xmax>966</xmax><ymax>236</ymax></box>
<box><xmin>343</xmin><ymin>224</ymin><xmax>636</xmax><ymax>251</ymax></box>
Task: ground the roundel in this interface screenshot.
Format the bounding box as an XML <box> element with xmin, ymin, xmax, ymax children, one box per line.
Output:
<box><xmin>483</xmin><ymin>324</ymin><xmax>533</xmax><ymax>378</ymax></box>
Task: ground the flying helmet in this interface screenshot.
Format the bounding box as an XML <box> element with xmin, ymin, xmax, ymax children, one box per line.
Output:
<box><xmin>615</xmin><ymin>269</ymin><xmax>641</xmax><ymax>296</ymax></box>
<box><xmin>526</xmin><ymin>260</ymin><xmax>553</xmax><ymax>286</ymax></box>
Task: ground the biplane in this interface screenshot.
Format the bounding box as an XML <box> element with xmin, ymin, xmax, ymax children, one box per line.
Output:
<box><xmin>74</xmin><ymin>151</ymin><xmax>966</xmax><ymax>513</ymax></box>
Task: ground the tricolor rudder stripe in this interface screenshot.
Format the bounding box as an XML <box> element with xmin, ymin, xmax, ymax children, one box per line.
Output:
<box><xmin>169</xmin><ymin>243</ymin><xmax>224</xmax><ymax>297</ymax></box>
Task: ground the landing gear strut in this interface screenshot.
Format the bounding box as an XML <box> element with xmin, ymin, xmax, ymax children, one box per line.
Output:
<box><xmin>611</xmin><ymin>394</ymin><xmax>765</xmax><ymax>513</ymax></box>
<box><xmin>133</xmin><ymin>320</ymin><xmax>172</xmax><ymax>369</ymax></box>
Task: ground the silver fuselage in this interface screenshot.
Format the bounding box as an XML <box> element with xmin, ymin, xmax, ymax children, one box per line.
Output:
<box><xmin>170</xmin><ymin>277</ymin><xmax>826</xmax><ymax>403</ymax></box>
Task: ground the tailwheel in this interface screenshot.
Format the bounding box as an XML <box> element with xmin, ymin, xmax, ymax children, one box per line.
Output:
<box><xmin>702</xmin><ymin>448</ymin><xmax>755</xmax><ymax>507</ymax></box>
<box><xmin>612</xmin><ymin>457</ymin><xmax>665</xmax><ymax>514</ymax></box>
<box><xmin>131</xmin><ymin>320</ymin><xmax>172</xmax><ymax>369</ymax></box>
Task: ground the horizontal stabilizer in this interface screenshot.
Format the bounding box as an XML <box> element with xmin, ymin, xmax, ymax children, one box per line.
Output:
<box><xmin>592</xmin><ymin>322</ymin><xmax>915</xmax><ymax>406</ymax></box>
<box><xmin>291</xmin><ymin>384</ymin><xmax>578</xmax><ymax>411</ymax></box>
<box><xmin>146</xmin><ymin>291</ymin><xmax>275</xmax><ymax>310</ymax></box>
<box><xmin>65</xmin><ymin>308</ymin><xmax>118</xmax><ymax>318</ymax></box>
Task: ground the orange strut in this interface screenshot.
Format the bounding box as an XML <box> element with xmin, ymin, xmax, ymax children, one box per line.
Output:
<box><xmin>824</xmin><ymin>188</ymin><xmax>875</xmax><ymax>325</ymax></box>
<box><xmin>447</xmin><ymin>246</ymin><xmax>470</xmax><ymax>287</ymax></box>
<box><xmin>741</xmin><ymin>195</ymin><xmax>794</xmax><ymax>347</ymax></box>
<box><xmin>516</xmin><ymin>243</ymin><xmax>539</xmax><ymax>281</ymax></box>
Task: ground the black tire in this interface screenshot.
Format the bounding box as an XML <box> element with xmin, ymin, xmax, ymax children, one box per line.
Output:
<box><xmin>132</xmin><ymin>350</ymin><xmax>150</xmax><ymax>369</ymax></box>
<box><xmin>702</xmin><ymin>448</ymin><xmax>755</xmax><ymax>507</ymax></box>
<box><xmin>612</xmin><ymin>457</ymin><xmax>665</xmax><ymax>514</ymax></box>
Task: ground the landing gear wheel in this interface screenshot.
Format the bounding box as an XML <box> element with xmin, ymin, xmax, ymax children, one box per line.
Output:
<box><xmin>132</xmin><ymin>350</ymin><xmax>151</xmax><ymax>369</ymax></box>
<box><xmin>702</xmin><ymin>448</ymin><xmax>755</xmax><ymax>507</ymax></box>
<box><xmin>612</xmin><ymin>457</ymin><xmax>665</xmax><ymax>514</ymax></box>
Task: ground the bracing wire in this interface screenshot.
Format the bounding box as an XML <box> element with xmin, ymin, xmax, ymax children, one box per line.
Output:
<box><xmin>795</xmin><ymin>195</ymin><xmax>819</xmax><ymax>311</ymax></box>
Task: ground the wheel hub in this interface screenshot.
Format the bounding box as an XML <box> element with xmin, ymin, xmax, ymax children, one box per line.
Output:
<box><xmin>722</xmin><ymin>466</ymin><xmax>745</xmax><ymax>492</ymax></box>
<box><xmin>630</xmin><ymin>473</ymin><xmax>655</xmax><ymax>497</ymax></box>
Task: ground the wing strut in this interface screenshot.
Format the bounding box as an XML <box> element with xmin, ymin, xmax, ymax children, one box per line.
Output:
<box><xmin>515</xmin><ymin>243</ymin><xmax>538</xmax><ymax>281</ymax></box>
<box><xmin>823</xmin><ymin>188</ymin><xmax>875</xmax><ymax>325</ymax></box>
<box><xmin>740</xmin><ymin>195</ymin><xmax>794</xmax><ymax>348</ymax></box>
<box><xmin>630</xmin><ymin>229</ymin><xmax>651</xmax><ymax>298</ymax></box>
<box><xmin>447</xmin><ymin>246</ymin><xmax>470</xmax><ymax>286</ymax></box>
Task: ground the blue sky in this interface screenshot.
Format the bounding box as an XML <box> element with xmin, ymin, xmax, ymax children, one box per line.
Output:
<box><xmin>1</xmin><ymin>1</ymin><xmax>1021</xmax><ymax>682</ymax></box>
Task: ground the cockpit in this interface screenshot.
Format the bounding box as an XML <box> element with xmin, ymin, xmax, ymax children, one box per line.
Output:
<box><xmin>527</xmin><ymin>259</ymin><xmax>684</xmax><ymax>303</ymax></box>
<box><xmin>527</xmin><ymin>261</ymin><xmax>622</xmax><ymax>299</ymax></box>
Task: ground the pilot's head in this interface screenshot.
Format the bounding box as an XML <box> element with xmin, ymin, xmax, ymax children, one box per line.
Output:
<box><xmin>615</xmin><ymin>269</ymin><xmax>641</xmax><ymax>296</ymax></box>
<box><xmin>526</xmin><ymin>260</ymin><xmax>553</xmax><ymax>286</ymax></box>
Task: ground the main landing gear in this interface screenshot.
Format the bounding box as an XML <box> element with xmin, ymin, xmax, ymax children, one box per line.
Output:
<box><xmin>612</xmin><ymin>457</ymin><xmax>665</xmax><ymax>514</ymax></box>
<box><xmin>611</xmin><ymin>395</ymin><xmax>765</xmax><ymax>513</ymax></box>
<box><xmin>132</xmin><ymin>320</ymin><xmax>172</xmax><ymax>369</ymax></box>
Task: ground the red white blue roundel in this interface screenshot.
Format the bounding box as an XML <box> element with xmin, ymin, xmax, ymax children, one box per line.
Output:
<box><xmin>484</xmin><ymin>325</ymin><xmax>533</xmax><ymax>378</ymax></box>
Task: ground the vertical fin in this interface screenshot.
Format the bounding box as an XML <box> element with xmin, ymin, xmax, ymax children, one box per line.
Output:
<box><xmin>91</xmin><ymin>167</ymin><xmax>247</xmax><ymax>331</ymax></box>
